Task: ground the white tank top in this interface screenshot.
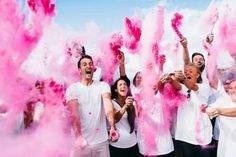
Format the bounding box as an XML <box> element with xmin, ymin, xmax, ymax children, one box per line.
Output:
<box><xmin>110</xmin><ymin>100</ymin><xmax>137</xmax><ymax>148</ymax></box>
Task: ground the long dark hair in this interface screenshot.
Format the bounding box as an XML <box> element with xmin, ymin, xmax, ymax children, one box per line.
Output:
<box><xmin>111</xmin><ymin>78</ymin><xmax>136</xmax><ymax>133</ymax></box>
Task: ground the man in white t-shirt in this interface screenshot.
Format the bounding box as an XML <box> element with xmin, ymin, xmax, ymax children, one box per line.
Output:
<box><xmin>66</xmin><ymin>54</ymin><xmax>118</xmax><ymax>157</ymax></box>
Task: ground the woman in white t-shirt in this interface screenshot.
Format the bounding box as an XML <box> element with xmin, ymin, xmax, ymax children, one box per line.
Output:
<box><xmin>174</xmin><ymin>63</ymin><xmax>212</xmax><ymax>157</ymax></box>
<box><xmin>109</xmin><ymin>78</ymin><xmax>139</xmax><ymax>157</ymax></box>
<box><xmin>206</xmin><ymin>78</ymin><xmax>236</xmax><ymax>157</ymax></box>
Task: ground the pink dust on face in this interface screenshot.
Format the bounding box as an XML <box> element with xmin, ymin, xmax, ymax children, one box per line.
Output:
<box><xmin>123</xmin><ymin>17</ymin><xmax>142</xmax><ymax>53</ymax></box>
<box><xmin>171</xmin><ymin>12</ymin><xmax>184</xmax><ymax>39</ymax></box>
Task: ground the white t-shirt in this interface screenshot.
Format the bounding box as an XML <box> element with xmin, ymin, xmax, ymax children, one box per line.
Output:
<box><xmin>131</xmin><ymin>85</ymin><xmax>141</xmax><ymax>96</ymax></box>
<box><xmin>110</xmin><ymin>100</ymin><xmax>137</xmax><ymax>148</ymax></box>
<box><xmin>66</xmin><ymin>81</ymin><xmax>111</xmax><ymax>145</ymax></box>
<box><xmin>175</xmin><ymin>83</ymin><xmax>212</xmax><ymax>145</ymax></box>
<box><xmin>210</xmin><ymin>87</ymin><xmax>236</xmax><ymax>157</ymax></box>
<box><xmin>137</xmin><ymin>93</ymin><xmax>174</xmax><ymax>156</ymax></box>
<box><xmin>210</xmin><ymin>81</ymin><xmax>231</xmax><ymax>140</ymax></box>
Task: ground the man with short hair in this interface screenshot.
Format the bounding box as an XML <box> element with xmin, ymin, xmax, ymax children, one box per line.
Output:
<box><xmin>66</xmin><ymin>54</ymin><xmax>118</xmax><ymax>157</ymax></box>
<box><xmin>180</xmin><ymin>38</ymin><xmax>207</xmax><ymax>73</ymax></box>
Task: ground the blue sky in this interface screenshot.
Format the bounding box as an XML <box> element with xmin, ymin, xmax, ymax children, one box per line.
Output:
<box><xmin>55</xmin><ymin>0</ymin><xmax>211</xmax><ymax>32</ymax></box>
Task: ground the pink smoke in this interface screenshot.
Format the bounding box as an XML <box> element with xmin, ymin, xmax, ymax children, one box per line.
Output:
<box><xmin>152</xmin><ymin>7</ymin><xmax>165</xmax><ymax>65</ymax></box>
<box><xmin>160</xmin><ymin>83</ymin><xmax>187</xmax><ymax>129</ymax></box>
<box><xmin>136</xmin><ymin>7</ymin><xmax>167</xmax><ymax>154</ymax></box>
<box><xmin>62</xmin><ymin>39</ymin><xmax>83</xmax><ymax>84</ymax></box>
<box><xmin>218</xmin><ymin>7</ymin><xmax>236</xmax><ymax>61</ymax></box>
<box><xmin>202</xmin><ymin>2</ymin><xmax>219</xmax><ymax>32</ymax></box>
<box><xmin>123</xmin><ymin>17</ymin><xmax>142</xmax><ymax>53</ymax></box>
<box><xmin>206</xmin><ymin>45</ymin><xmax>219</xmax><ymax>83</ymax></box>
<box><xmin>0</xmin><ymin>107</ymin><xmax>73</xmax><ymax>157</ymax></box>
<box><xmin>28</xmin><ymin>0</ymin><xmax>55</xmax><ymax>16</ymax></box>
<box><xmin>100</xmin><ymin>32</ymin><xmax>123</xmax><ymax>84</ymax></box>
<box><xmin>0</xmin><ymin>0</ymin><xmax>55</xmax><ymax>110</ymax></box>
<box><xmin>0</xmin><ymin>1</ymin><xmax>76</xmax><ymax>156</ymax></box>
<box><xmin>171</xmin><ymin>12</ymin><xmax>184</xmax><ymax>39</ymax></box>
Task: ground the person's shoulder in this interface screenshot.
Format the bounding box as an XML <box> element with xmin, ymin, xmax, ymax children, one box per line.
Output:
<box><xmin>94</xmin><ymin>80</ymin><xmax>109</xmax><ymax>87</ymax></box>
<box><xmin>198</xmin><ymin>82</ymin><xmax>210</xmax><ymax>89</ymax></box>
<box><xmin>66</xmin><ymin>82</ymin><xmax>81</xmax><ymax>90</ymax></box>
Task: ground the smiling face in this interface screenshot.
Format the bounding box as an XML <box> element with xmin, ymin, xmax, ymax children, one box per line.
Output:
<box><xmin>184</xmin><ymin>65</ymin><xmax>199</xmax><ymax>83</ymax></box>
<box><xmin>134</xmin><ymin>72</ymin><xmax>142</xmax><ymax>88</ymax></box>
<box><xmin>116</xmin><ymin>80</ymin><xmax>128</xmax><ymax>97</ymax></box>
<box><xmin>79</xmin><ymin>58</ymin><xmax>95</xmax><ymax>80</ymax></box>
<box><xmin>229</xmin><ymin>80</ymin><xmax>236</xmax><ymax>102</ymax></box>
<box><xmin>192</xmin><ymin>55</ymin><xmax>205</xmax><ymax>71</ymax></box>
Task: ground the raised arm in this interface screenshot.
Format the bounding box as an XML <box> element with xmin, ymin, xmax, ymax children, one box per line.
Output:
<box><xmin>205</xmin><ymin>33</ymin><xmax>219</xmax><ymax>89</ymax></box>
<box><xmin>118</xmin><ymin>51</ymin><xmax>131</xmax><ymax>86</ymax></box>
<box><xmin>180</xmin><ymin>37</ymin><xmax>191</xmax><ymax>65</ymax></box>
<box><xmin>158</xmin><ymin>54</ymin><xmax>166</xmax><ymax>78</ymax></box>
<box><xmin>118</xmin><ymin>51</ymin><xmax>126</xmax><ymax>77</ymax></box>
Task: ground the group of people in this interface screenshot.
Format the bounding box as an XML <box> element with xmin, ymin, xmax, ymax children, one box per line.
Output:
<box><xmin>65</xmin><ymin>32</ymin><xmax>236</xmax><ymax>157</ymax></box>
<box><xmin>1</xmin><ymin>33</ymin><xmax>235</xmax><ymax>157</ymax></box>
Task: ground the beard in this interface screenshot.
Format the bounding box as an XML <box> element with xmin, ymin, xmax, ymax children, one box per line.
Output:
<box><xmin>199</xmin><ymin>64</ymin><xmax>205</xmax><ymax>72</ymax></box>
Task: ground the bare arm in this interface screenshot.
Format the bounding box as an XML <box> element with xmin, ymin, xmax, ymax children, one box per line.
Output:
<box><xmin>158</xmin><ymin>54</ymin><xmax>166</xmax><ymax>78</ymax></box>
<box><xmin>67</xmin><ymin>99</ymin><xmax>81</xmax><ymax>137</ymax></box>
<box><xmin>114</xmin><ymin>105</ymin><xmax>128</xmax><ymax>123</ymax></box>
<box><xmin>158</xmin><ymin>74</ymin><xmax>181</xmax><ymax>91</ymax></box>
<box><xmin>180</xmin><ymin>37</ymin><xmax>191</xmax><ymax>65</ymax></box>
<box><xmin>114</xmin><ymin>97</ymin><xmax>133</xmax><ymax>123</ymax></box>
<box><xmin>205</xmin><ymin>33</ymin><xmax>219</xmax><ymax>89</ymax></box>
<box><xmin>102</xmin><ymin>93</ymin><xmax>115</xmax><ymax>128</ymax></box>
<box><xmin>170</xmin><ymin>75</ymin><xmax>182</xmax><ymax>91</ymax></box>
<box><xmin>218</xmin><ymin>108</ymin><xmax>236</xmax><ymax>117</ymax></box>
<box><xmin>118</xmin><ymin>51</ymin><xmax>126</xmax><ymax>77</ymax></box>
<box><xmin>206</xmin><ymin>107</ymin><xmax>236</xmax><ymax>117</ymax></box>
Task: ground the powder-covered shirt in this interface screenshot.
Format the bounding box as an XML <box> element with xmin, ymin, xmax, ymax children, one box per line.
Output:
<box><xmin>66</xmin><ymin>81</ymin><xmax>110</xmax><ymax>145</ymax></box>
